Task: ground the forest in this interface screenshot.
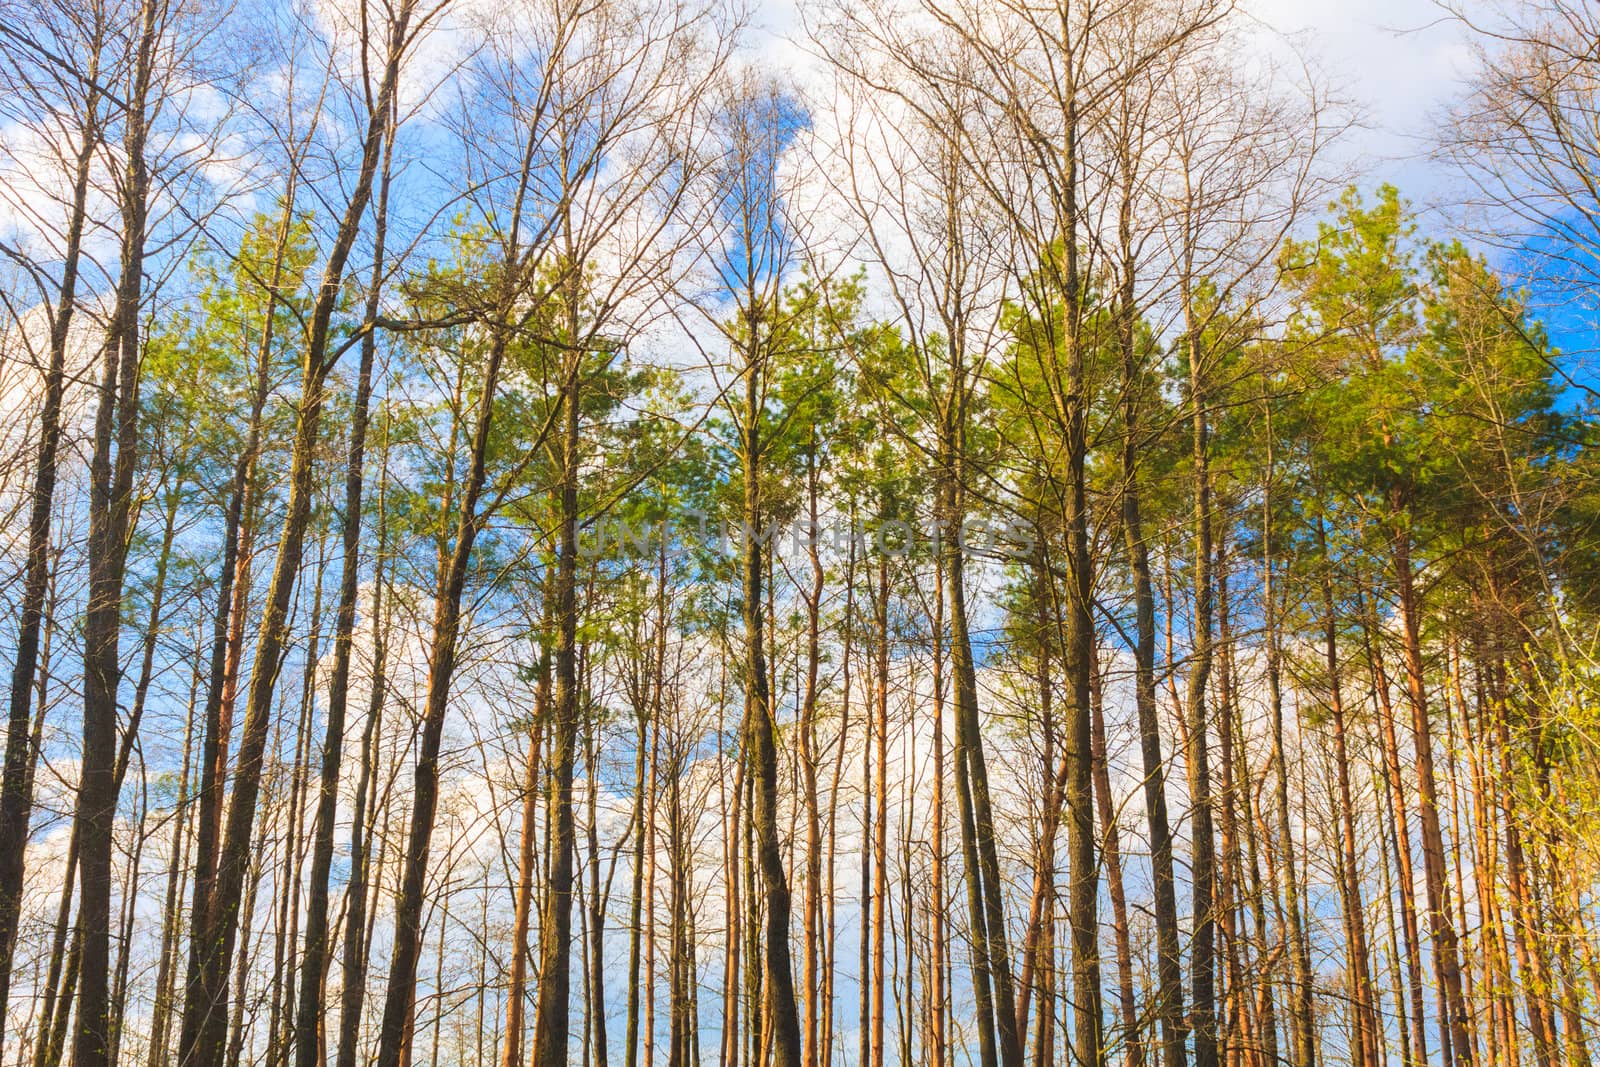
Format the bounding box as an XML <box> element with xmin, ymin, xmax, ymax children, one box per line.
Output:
<box><xmin>0</xmin><ymin>0</ymin><xmax>1597</xmax><ymax>1065</ymax></box>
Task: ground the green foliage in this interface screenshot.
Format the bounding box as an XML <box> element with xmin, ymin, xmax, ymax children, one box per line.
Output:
<box><xmin>142</xmin><ymin>209</ymin><xmax>318</xmax><ymax>490</ymax></box>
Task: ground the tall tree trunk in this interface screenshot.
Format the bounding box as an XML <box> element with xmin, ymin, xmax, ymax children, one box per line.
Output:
<box><xmin>505</xmin><ymin>643</ymin><xmax>550</xmax><ymax>1067</ymax></box>
<box><xmin>1262</xmin><ymin>431</ymin><xmax>1315</xmax><ymax>1067</ymax></box>
<box><xmin>719</xmin><ymin>679</ymin><xmax>738</xmax><ymax>1067</ymax></box>
<box><xmin>1232</xmin><ymin>670</ymin><xmax>1279</xmax><ymax>1067</ymax></box>
<box><xmin>735</xmin><ymin>339</ymin><xmax>802</xmax><ymax>1067</ymax></box>
<box><xmin>1486</xmin><ymin>640</ymin><xmax>1558</xmax><ymax>1067</ymax></box>
<box><xmin>800</xmin><ymin>445</ymin><xmax>825</xmax><ymax>1067</ymax></box>
<box><xmin>268</xmin><ymin>553</ymin><xmax>323</xmax><ymax>1067</ymax></box>
<box><xmin>1119</xmin><ymin>239</ymin><xmax>1185</xmax><ymax>1067</ymax></box>
<box><xmin>1016</xmin><ymin>559</ymin><xmax>1067</xmax><ymax>1059</ymax></box>
<box><xmin>148</xmin><ymin>654</ymin><xmax>201</xmax><ymax>1067</ymax></box>
<box><xmin>823</xmin><ymin>527</ymin><xmax>858</xmax><ymax>1067</ymax></box>
<box><xmin>942</xmin><ymin>381</ymin><xmax>1022</xmax><ymax>1067</ymax></box>
<box><xmin>586</xmin><ymin>689</ymin><xmax>609</xmax><ymax>1067</ymax></box>
<box><xmin>1456</xmin><ymin>641</ymin><xmax>1514</xmax><ymax>1067</ymax></box>
<box><xmin>531</xmin><ymin>319</ymin><xmax>586</xmax><ymax>1067</ymax></box>
<box><xmin>294</xmin><ymin>109</ymin><xmax>398</xmax><ymax>1067</ymax></box>
<box><xmin>927</xmin><ymin>552</ymin><xmax>947</xmax><ymax>1067</ymax></box>
<box><xmin>109</xmin><ymin>751</ymin><xmax>148</xmax><ymax>1067</ymax></box>
<box><xmin>1045</xmin><ymin>75</ymin><xmax>1102</xmax><ymax>1067</ymax></box>
<box><xmin>109</xmin><ymin>489</ymin><xmax>182</xmax><ymax>1067</ymax></box>
<box><xmin>1183</xmin><ymin>307</ymin><xmax>1218</xmax><ymax>1067</ymax></box>
<box><xmin>334</xmin><ymin>456</ymin><xmax>392</xmax><ymax>1067</ymax></box>
<box><xmin>1358</xmin><ymin>586</ymin><xmax>1430</xmax><ymax>1067</ymax></box>
<box><xmin>225</xmin><ymin>763</ymin><xmax>266</xmax><ymax>1067</ymax></box>
<box><xmin>1215</xmin><ymin>552</ymin><xmax>1248</xmax><ymax>1067</ymax></box>
<box><xmin>0</xmin><ymin>67</ymin><xmax>101</xmax><ymax>1046</ymax></box>
<box><xmin>1091</xmin><ymin>654</ymin><xmax>1141</xmax><ymax>1067</ymax></box>
<box><xmin>76</xmin><ymin>1</ymin><xmax>158</xmax><ymax>1058</ymax></box>
<box><xmin>180</xmin><ymin>221</ymin><xmax>282</xmax><ymax>1046</ymax></box>
<box><xmin>1317</xmin><ymin>521</ymin><xmax>1380</xmax><ymax>1067</ymax></box>
<box><xmin>667</xmin><ymin>732</ymin><xmax>692</xmax><ymax>1067</ymax></box>
<box><xmin>626</xmin><ymin>541</ymin><xmax>665</xmax><ymax>1067</ymax></box>
<box><xmin>871</xmin><ymin>553</ymin><xmax>889</xmax><ymax>1067</ymax></box>
<box><xmin>860</xmin><ymin>568</ymin><xmax>873</xmax><ymax>1067</ymax></box>
<box><xmin>373</xmin><ymin>293</ymin><xmax>506</xmax><ymax>1067</ymax></box>
<box><xmin>44</xmin><ymin>914</ymin><xmax>81</xmax><ymax>1067</ymax></box>
<box><xmin>40</xmin><ymin>486</ymin><xmax>175</xmax><ymax>1067</ymax></box>
<box><xmin>1392</xmin><ymin>522</ymin><xmax>1472</xmax><ymax>1067</ymax></box>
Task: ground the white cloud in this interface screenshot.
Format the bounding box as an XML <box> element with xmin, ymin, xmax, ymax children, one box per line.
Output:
<box><xmin>1242</xmin><ymin>0</ymin><xmax>1477</xmax><ymax>201</ymax></box>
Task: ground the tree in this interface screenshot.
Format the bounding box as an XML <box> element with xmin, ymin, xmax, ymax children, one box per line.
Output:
<box><xmin>0</xmin><ymin>0</ymin><xmax>107</xmax><ymax>1033</ymax></box>
<box><xmin>176</xmin><ymin>1</ymin><xmax>435</xmax><ymax>1060</ymax></box>
<box><xmin>691</xmin><ymin>74</ymin><xmax>814</xmax><ymax>1067</ymax></box>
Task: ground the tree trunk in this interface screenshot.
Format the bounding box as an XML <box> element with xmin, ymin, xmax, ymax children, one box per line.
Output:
<box><xmin>1392</xmin><ymin>523</ymin><xmax>1472</xmax><ymax>1067</ymax></box>
<box><xmin>531</xmin><ymin>327</ymin><xmax>585</xmax><ymax>1067</ymax></box>
<box><xmin>1091</xmin><ymin>654</ymin><xmax>1141</xmax><ymax>1067</ymax></box>
<box><xmin>736</xmin><ymin>342</ymin><xmax>802</xmax><ymax>1067</ymax></box>
<box><xmin>148</xmin><ymin>655</ymin><xmax>201</xmax><ymax>1067</ymax></box>
<box><xmin>1358</xmin><ymin>586</ymin><xmax>1430</xmax><ymax>1067</ymax></box>
<box><xmin>871</xmin><ymin>553</ymin><xmax>889</xmax><ymax>1067</ymax></box>
<box><xmin>800</xmin><ymin>445</ymin><xmax>825</xmax><ymax>1067</ymax></box>
<box><xmin>1119</xmin><ymin>248</ymin><xmax>1185</xmax><ymax>1067</ymax></box>
<box><xmin>76</xmin><ymin>1</ymin><xmax>157</xmax><ymax>1057</ymax></box>
<box><xmin>1317</xmin><ymin>521</ymin><xmax>1380</xmax><ymax>1067</ymax></box>
<box><xmin>334</xmin><ymin>464</ymin><xmax>392</xmax><ymax>1067</ymax></box>
<box><xmin>1183</xmin><ymin>314</ymin><xmax>1218</xmax><ymax>1067</ymax></box>
<box><xmin>295</xmin><ymin>111</ymin><xmax>398</xmax><ymax>1067</ymax></box>
<box><xmin>505</xmin><ymin>644</ymin><xmax>550</xmax><ymax>1067</ymax></box>
<box><xmin>373</xmin><ymin>294</ymin><xmax>505</xmax><ymax>1067</ymax></box>
<box><xmin>927</xmin><ymin>552</ymin><xmax>947</xmax><ymax>1067</ymax></box>
<box><xmin>0</xmin><ymin>70</ymin><xmax>101</xmax><ymax>1047</ymax></box>
<box><xmin>585</xmin><ymin>665</ymin><xmax>609</xmax><ymax>1067</ymax></box>
<box><xmin>942</xmin><ymin>395</ymin><xmax>1022</xmax><ymax>1067</ymax></box>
